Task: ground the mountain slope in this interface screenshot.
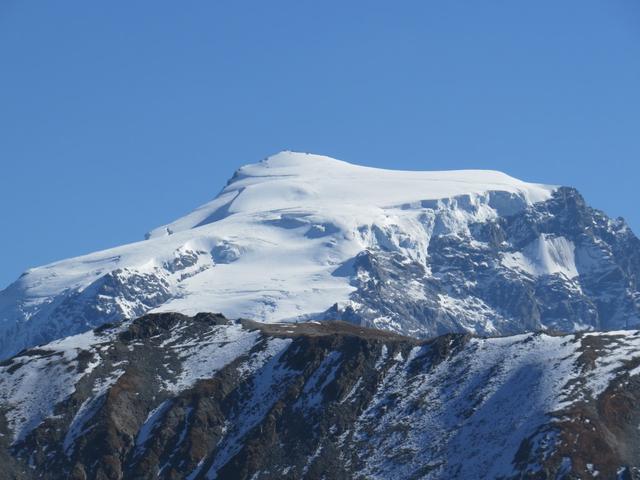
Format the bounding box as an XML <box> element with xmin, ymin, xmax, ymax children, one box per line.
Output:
<box><xmin>1</xmin><ymin>152</ymin><xmax>639</xmax><ymax>358</ymax></box>
<box><xmin>1</xmin><ymin>313</ymin><xmax>640</xmax><ymax>479</ymax></box>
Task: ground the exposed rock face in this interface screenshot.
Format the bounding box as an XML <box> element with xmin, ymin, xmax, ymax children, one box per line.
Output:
<box><xmin>0</xmin><ymin>249</ymin><xmax>210</xmax><ymax>360</ymax></box>
<box><xmin>2</xmin><ymin>313</ymin><xmax>640</xmax><ymax>479</ymax></box>
<box><xmin>330</xmin><ymin>187</ymin><xmax>640</xmax><ymax>337</ymax></box>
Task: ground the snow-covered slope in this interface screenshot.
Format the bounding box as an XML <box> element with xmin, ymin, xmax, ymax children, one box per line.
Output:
<box><xmin>1</xmin><ymin>151</ymin><xmax>639</xmax><ymax>358</ymax></box>
<box><xmin>2</xmin><ymin>313</ymin><xmax>640</xmax><ymax>479</ymax></box>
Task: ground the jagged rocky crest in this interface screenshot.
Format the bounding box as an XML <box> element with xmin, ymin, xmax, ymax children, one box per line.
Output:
<box><xmin>329</xmin><ymin>187</ymin><xmax>640</xmax><ymax>336</ymax></box>
<box><xmin>1</xmin><ymin>153</ymin><xmax>639</xmax><ymax>359</ymax></box>
<box><xmin>1</xmin><ymin>313</ymin><xmax>640</xmax><ymax>479</ymax></box>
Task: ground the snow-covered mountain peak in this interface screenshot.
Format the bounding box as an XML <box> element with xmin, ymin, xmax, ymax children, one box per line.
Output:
<box><xmin>146</xmin><ymin>150</ymin><xmax>556</xmax><ymax>239</ymax></box>
<box><xmin>2</xmin><ymin>152</ymin><xmax>639</xmax><ymax>359</ymax></box>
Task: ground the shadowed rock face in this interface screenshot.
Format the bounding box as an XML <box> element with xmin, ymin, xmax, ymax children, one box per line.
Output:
<box><xmin>2</xmin><ymin>313</ymin><xmax>640</xmax><ymax>479</ymax></box>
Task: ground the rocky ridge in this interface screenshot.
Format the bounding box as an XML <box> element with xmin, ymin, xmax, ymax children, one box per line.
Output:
<box><xmin>1</xmin><ymin>313</ymin><xmax>640</xmax><ymax>479</ymax></box>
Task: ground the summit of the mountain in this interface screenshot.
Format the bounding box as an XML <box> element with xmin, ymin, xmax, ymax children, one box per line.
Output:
<box><xmin>146</xmin><ymin>151</ymin><xmax>555</xmax><ymax>239</ymax></box>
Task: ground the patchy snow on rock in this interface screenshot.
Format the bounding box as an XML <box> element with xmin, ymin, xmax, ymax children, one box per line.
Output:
<box><xmin>162</xmin><ymin>323</ymin><xmax>261</xmax><ymax>393</ymax></box>
<box><xmin>0</xmin><ymin>328</ymin><xmax>115</xmax><ymax>443</ymax></box>
<box><xmin>63</xmin><ymin>368</ymin><xmax>126</xmax><ymax>455</ymax></box>
<box><xmin>295</xmin><ymin>351</ymin><xmax>342</xmax><ymax>412</ymax></box>
<box><xmin>437</xmin><ymin>294</ymin><xmax>499</xmax><ymax>335</ymax></box>
<box><xmin>204</xmin><ymin>344</ymin><xmax>298</xmax><ymax>480</ymax></box>
<box><xmin>577</xmin><ymin>331</ymin><xmax>640</xmax><ymax>400</ymax></box>
<box><xmin>354</xmin><ymin>333</ymin><xmax>578</xmax><ymax>479</ymax></box>
<box><xmin>133</xmin><ymin>399</ymin><xmax>173</xmax><ymax>458</ymax></box>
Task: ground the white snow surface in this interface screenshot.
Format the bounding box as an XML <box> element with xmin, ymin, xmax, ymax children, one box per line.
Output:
<box><xmin>0</xmin><ymin>152</ymin><xmax>557</xmax><ymax>356</ymax></box>
<box><xmin>147</xmin><ymin>152</ymin><xmax>554</xmax><ymax>239</ymax></box>
<box><xmin>502</xmin><ymin>234</ymin><xmax>579</xmax><ymax>279</ymax></box>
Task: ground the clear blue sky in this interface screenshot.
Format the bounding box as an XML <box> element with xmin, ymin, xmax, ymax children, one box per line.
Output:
<box><xmin>1</xmin><ymin>1</ymin><xmax>639</xmax><ymax>289</ymax></box>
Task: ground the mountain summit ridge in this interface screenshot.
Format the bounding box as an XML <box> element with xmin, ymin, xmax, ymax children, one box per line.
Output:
<box><xmin>146</xmin><ymin>151</ymin><xmax>556</xmax><ymax>240</ymax></box>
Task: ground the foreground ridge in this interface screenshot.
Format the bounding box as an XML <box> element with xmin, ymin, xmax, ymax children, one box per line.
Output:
<box><xmin>1</xmin><ymin>312</ymin><xmax>640</xmax><ymax>479</ymax></box>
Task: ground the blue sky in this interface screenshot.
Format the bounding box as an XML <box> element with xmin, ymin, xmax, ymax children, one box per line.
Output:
<box><xmin>1</xmin><ymin>1</ymin><xmax>639</xmax><ymax>289</ymax></box>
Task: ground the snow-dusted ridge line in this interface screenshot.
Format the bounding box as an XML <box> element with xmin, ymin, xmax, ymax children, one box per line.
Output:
<box><xmin>3</xmin><ymin>314</ymin><xmax>640</xmax><ymax>478</ymax></box>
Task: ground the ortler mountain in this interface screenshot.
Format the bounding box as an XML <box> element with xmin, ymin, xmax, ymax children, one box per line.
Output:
<box><xmin>1</xmin><ymin>152</ymin><xmax>639</xmax><ymax>359</ymax></box>
<box><xmin>1</xmin><ymin>312</ymin><xmax>640</xmax><ymax>479</ymax></box>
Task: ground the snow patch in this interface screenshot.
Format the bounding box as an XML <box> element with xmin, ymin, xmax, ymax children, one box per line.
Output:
<box><xmin>502</xmin><ymin>235</ymin><xmax>578</xmax><ymax>279</ymax></box>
